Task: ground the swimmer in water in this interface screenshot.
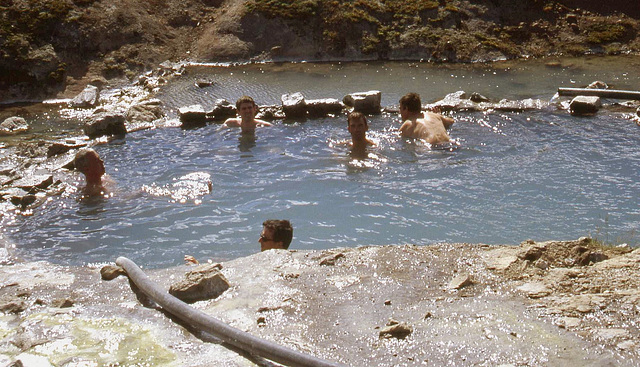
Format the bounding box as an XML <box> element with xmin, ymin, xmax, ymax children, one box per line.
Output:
<box><xmin>184</xmin><ymin>219</ymin><xmax>293</xmax><ymax>264</ymax></box>
<box><xmin>398</xmin><ymin>92</ymin><xmax>454</xmax><ymax>145</ymax></box>
<box><xmin>347</xmin><ymin>111</ymin><xmax>376</xmax><ymax>150</ymax></box>
<box><xmin>74</xmin><ymin>148</ymin><xmax>110</xmax><ymax>197</ymax></box>
<box><xmin>223</xmin><ymin>96</ymin><xmax>273</xmax><ymax>134</ymax></box>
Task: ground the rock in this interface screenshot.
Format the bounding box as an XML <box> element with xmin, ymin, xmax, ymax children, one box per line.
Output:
<box><xmin>379</xmin><ymin>320</ymin><xmax>413</xmax><ymax>339</ymax></box>
<box><xmin>517</xmin><ymin>282</ymin><xmax>551</xmax><ymax>298</ymax></box>
<box><xmin>195</xmin><ymin>79</ymin><xmax>214</xmax><ymax>88</ymax></box>
<box><xmin>447</xmin><ymin>273</ymin><xmax>475</xmax><ymax>290</ymax></box>
<box><xmin>469</xmin><ymin>92</ymin><xmax>491</xmax><ymax>103</ymax></box>
<box><xmin>46</xmin><ymin>139</ymin><xmax>87</xmax><ymax>157</ymax></box>
<box><xmin>305</xmin><ymin>98</ymin><xmax>344</xmax><ymax>117</ymax></box>
<box><xmin>517</xmin><ymin>245</ymin><xmax>544</xmax><ymax>262</ymax></box>
<box><xmin>52</xmin><ymin>298</ymin><xmax>75</xmax><ymax>308</ymax></box>
<box><xmin>169</xmin><ymin>263</ymin><xmax>229</xmax><ymax>303</ymax></box>
<box><xmin>492</xmin><ymin>98</ymin><xmax>548</xmax><ymax>112</ymax></box>
<box><xmin>84</xmin><ymin>112</ymin><xmax>127</xmax><ymax>139</ymax></box>
<box><xmin>125</xmin><ymin>99</ymin><xmax>165</xmax><ymax>124</ymax></box>
<box><xmin>0</xmin><ymin>117</ymin><xmax>30</xmax><ymax>136</ymax></box>
<box><xmin>576</xmin><ymin>251</ymin><xmax>609</xmax><ymax>266</ymax></box>
<box><xmin>257</xmin><ymin>105</ymin><xmax>285</xmax><ymax>120</ymax></box>
<box><xmin>569</xmin><ymin>96</ymin><xmax>601</xmax><ymax>115</ymax></box>
<box><xmin>319</xmin><ymin>252</ymin><xmax>345</xmax><ymax>266</ymax></box>
<box><xmin>557</xmin><ymin>316</ymin><xmax>581</xmax><ymax>329</ymax></box>
<box><xmin>179</xmin><ymin>104</ymin><xmax>208</xmax><ymax>128</ymax></box>
<box><xmin>100</xmin><ymin>265</ymin><xmax>126</xmax><ymax>280</ymax></box>
<box><xmin>70</xmin><ymin>85</ymin><xmax>100</xmax><ymax>108</ymax></box>
<box><xmin>586</xmin><ymin>81</ymin><xmax>609</xmax><ymax>89</ymax></box>
<box><xmin>0</xmin><ymin>300</ymin><xmax>28</xmax><ymax>314</ymax></box>
<box><xmin>13</xmin><ymin>175</ymin><xmax>54</xmax><ymax>192</ymax></box>
<box><xmin>533</xmin><ymin>258</ymin><xmax>549</xmax><ymax>270</ymax></box>
<box><xmin>281</xmin><ymin>92</ymin><xmax>307</xmax><ymax>119</ymax></box>
<box><xmin>207</xmin><ymin>99</ymin><xmax>237</xmax><ymax>121</ymax></box>
<box><xmin>342</xmin><ymin>91</ymin><xmax>381</xmax><ymax>114</ymax></box>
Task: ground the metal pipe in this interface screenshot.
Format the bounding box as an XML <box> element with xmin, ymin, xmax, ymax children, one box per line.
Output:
<box><xmin>557</xmin><ymin>88</ymin><xmax>640</xmax><ymax>100</ymax></box>
<box><xmin>116</xmin><ymin>256</ymin><xmax>345</xmax><ymax>367</ymax></box>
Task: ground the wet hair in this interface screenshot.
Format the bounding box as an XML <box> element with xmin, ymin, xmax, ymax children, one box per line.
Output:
<box><xmin>347</xmin><ymin>111</ymin><xmax>368</xmax><ymax>128</ymax></box>
<box><xmin>235</xmin><ymin>95</ymin><xmax>257</xmax><ymax>109</ymax></box>
<box><xmin>399</xmin><ymin>92</ymin><xmax>422</xmax><ymax>113</ymax></box>
<box><xmin>263</xmin><ymin>219</ymin><xmax>293</xmax><ymax>249</ymax></box>
<box><xmin>74</xmin><ymin>148</ymin><xmax>100</xmax><ymax>174</ymax></box>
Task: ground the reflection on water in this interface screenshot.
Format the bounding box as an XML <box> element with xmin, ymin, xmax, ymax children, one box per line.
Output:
<box><xmin>2</xmin><ymin>56</ymin><xmax>640</xmax><ymax>268</ymax></box>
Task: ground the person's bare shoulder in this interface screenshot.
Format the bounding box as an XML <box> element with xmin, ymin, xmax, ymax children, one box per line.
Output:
<box><xmin>426</xmin><ymin>111</ymin><xmax>455</xmax><ymax>129</ymax></box>
<box><xmin>223</xmin><ymin>118</ymin><xmax>241</xmax><ymax>127</ymax></box>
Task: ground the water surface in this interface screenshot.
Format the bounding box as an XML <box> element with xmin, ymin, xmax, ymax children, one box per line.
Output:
<box><xmin>2</xmin><ymin>56</ymin><xmax>640</xmax><ymax>268</ymax></box>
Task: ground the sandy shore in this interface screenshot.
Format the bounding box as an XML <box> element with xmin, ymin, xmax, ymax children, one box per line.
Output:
<box><xmin>1</xmin><ymin>237</ymin><xmax>639</xmax><ymax>366</ymax></box>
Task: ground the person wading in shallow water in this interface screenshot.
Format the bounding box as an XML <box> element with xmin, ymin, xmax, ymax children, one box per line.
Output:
<box><xmin>398</xmin><ymin>92</ymin><xmax>455</xmax><ymax>145</ymax></box>
<box><xmin>74</xmin><ymin>148</ymin><xmax>110</xmax><ymax>197</ymax></box>
<box><xmin>346</xmin><ymin>111</ymin><xmax>376</xmax><ymax>151</ymax></box>
<box><xmin>223</xmin><ymin>95</ymin><xmax>272</xmax><ymax>134</ymax></box>
<box><xmin>184</xmin><ymin>219</ymin><xmax>293</xmax><ymax>264</ymax></box>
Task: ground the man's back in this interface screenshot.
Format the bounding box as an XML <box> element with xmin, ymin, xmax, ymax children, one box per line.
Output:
<box><xmin>400</xmin><ymin>112</ymin><xmax>451</xmax><ymax>144</ymax></box>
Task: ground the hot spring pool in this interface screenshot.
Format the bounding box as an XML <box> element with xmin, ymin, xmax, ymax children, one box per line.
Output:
<box><xmin>2</xmin><ymin>56</ymin><xmax>640</xmax><ymax>268</ymax></box>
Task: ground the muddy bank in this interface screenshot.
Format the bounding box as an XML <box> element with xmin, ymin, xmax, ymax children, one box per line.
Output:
<box><xmin>1</xmin><ymin>238</ymin><xmax>638</xmax><ymax>366</ymax></box>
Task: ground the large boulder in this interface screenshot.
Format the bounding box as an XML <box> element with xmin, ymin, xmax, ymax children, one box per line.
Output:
<box><xmin>70</xmin><ymin>85</ymin><xmax>100</xmax><ymax>108</ymax></box>
<box><xmin>169</xmin><ymin>263</ymin><xmax>230</xmax><ymax>303</ymax></box>
<box><xmin>570</xmin><ymin>96</ymin><xmax>601</xmax><ymax>115</ymax></box>
<box><xmin>306</xmin><ymin>98</ymin><xmax>344</xmax><ymax>117</ymax></box>
<box><xmin>0</xmin><ymin>117</ymin><xmax>30</xmax><ymax>136</ymax></box>
<box><xmin>84</xmin><ymin>112</ymin><xmax>127</xmax><ymax>139</ymax></box>
<box><xmin>207</xmin><ymin>99</ymin><xmax>237</xmax><ymax>121</ymax></box>
<box><xmin>343</xmin><ymin>91</ymin><xmax>381</xmax><ymax>114</ymax></box>
<box><xmin>281</xmin><ymin>92</ymin><xmax>307</xmax><ymax>119</ymax></box>
<box><xmin>125</xmin><ymin>99</ymin><xmax>165</xmax><ymax>124</ymax></box>
<box><xmin>179</xmin><ymin>104</ymin><xmax>207</xmax><ymax>128</ymax></box>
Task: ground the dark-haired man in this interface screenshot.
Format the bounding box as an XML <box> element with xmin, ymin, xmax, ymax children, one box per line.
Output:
<box><xmin>399</xmin><ymin>92</ymin><xmax>454</xmax><ymax>145</ymax></box>
<box><xmin>259</xmin><ymin>219</ymin><xmax>293</xmax><ymax>251</ymax></box>
<box><xmin>223</xmin><ymin>95</ymin><xmax>272</xmax><ymax>133</ymax></box>
<box><xmin>74</xmin><ymin>148</ymin><xmax>109</xmax><ymax>197</ymax></box>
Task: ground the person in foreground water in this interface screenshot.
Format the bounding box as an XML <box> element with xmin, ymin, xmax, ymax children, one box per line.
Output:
<box><xmin>223</xmin><ymin>95</ymin><xmax>272</xmax><ymax>133</ymax></box>
<box><xmin>74</xmin><ymin>148</ymin><xmax>110</xmax><ymax>197</ymax></box>
<box><xmin>346</xmin><ymin>111</ymin><xmax>376</xmax><ymax>151</ymax></box>
<box><xmin>184</xmin><ymin>219</ymin><xmax>293</xmax><ymax>264</ymax></box>
<box><xmin>398</xmin><ymin>92</ymin><xmax>454</xmax><ymax>145</ymax></box>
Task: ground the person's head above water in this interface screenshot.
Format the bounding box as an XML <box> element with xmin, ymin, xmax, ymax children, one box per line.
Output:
<box><xmin>399</xmin><ymin>92</ymin><xmax>422</xmax><ymax>117</ymax></box>
<box><xmin>347</xmin><ymin>111</ymin><xmax>370</xmax><ymax>144</ymax></box>
<box><xmin>259</xmin><ymin>219</ymin><xmax>293</xmax><ymax>251</ymax></box>
<box><xmin>74</xmin><ymin>148</ymin><xmax>105</xmax><ymax>186</ymax></box>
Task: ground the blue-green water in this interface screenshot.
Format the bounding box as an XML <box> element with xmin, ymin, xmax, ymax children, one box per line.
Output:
<box><xmin>3</xmin><ymin>56</ymin><xmax>640</xmax><ymax>267</ymax></box>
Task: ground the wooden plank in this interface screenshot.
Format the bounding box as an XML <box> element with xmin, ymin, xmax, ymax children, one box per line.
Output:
<box><xmin>557</xmin><ymin>88</ymin><xmax>640</xmax><ymax>100</ymax></box>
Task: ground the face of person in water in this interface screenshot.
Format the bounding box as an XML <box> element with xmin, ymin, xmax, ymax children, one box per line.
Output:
<box><xmin>258</xmin><ymin>227</ymin><xmax>284</xmax><ymax>251</ymax></box>
<box><xmin>348</xmin><ymin>115</ymin><xmax>368</xmax><ymax>140</ymax></box>
<box><xmin>237</xmin><ymin>101</ymin><xmax>258</xmax><ymax>123</ymax></box>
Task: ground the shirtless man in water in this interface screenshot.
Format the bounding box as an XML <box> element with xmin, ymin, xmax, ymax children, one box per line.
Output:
<box><xmin>347</xmin><ymin>111</ymin><xmax>376</xmax><ymax>150</ymax></box>
<box><xmin>223</xmin><ymin>95</ymin><xmax>272</xmax><ymax>133</ymax></box>
<box><xmin>398</xmin><ymin>92</ymin><xmax>454</xmax><ymax>145</ymax></box>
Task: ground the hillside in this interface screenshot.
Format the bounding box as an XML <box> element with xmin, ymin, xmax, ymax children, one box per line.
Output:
<box><xmin>1</xmin><ymin>0</ymin><xmax>639</xmax><ymax>102</ymax></box>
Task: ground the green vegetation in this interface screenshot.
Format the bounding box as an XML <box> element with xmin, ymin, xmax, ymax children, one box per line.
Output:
<box><xmin>245</xmin><ymin>0</ymin><xmax>319</xmax><ymax>19</ymax></box>
<box><xmin>586</xmin><ymin>23</ymin><xmax>628</xmax><ymax>44</ymax></box>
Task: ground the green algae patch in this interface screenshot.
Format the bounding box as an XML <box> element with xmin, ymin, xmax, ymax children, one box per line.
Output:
<box><xmin>22</xmin><ymin>313</ymin><xmax>178</xmax><ymax>366</ymax></box>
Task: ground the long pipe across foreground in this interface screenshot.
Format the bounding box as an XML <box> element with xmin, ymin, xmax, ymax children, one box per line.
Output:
<box><xmin>116</xmin><ymin>256</ymin><xmax>345</xmax><ymax>367</ymax></box>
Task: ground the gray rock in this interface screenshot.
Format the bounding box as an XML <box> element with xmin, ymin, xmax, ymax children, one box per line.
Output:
<box><xmin>179</xmin><ymin>104</ymin><xmax>207</xmax><ymax>127</ymax></box>
<box><xmin>84</xmin><ymin>112</ymin><xmax>127</xmax><ymax>138</ymax></box>
<box><xmin>125</xmin><ymin>99</ymin><xmax>165</xmax><ymax>124</ymax></box>
<box><xmin>570</xmin><ymin>96</ymin><xmax>601</xmax><ymax>115</ymax></box>
<box><xmin>169</xmin><ymin>263</ymin><xmax>230</xmax><ymax>303</ymax></box>
<box><xmin>343</xmin><ymin>90</ymin><xmax>381</xmax><ymax>114</ymax></box>
<box><xmin>306</xmin><ymin>98</ymin><xmax>344</xmax><ymax>117</ymax></box>
<box><xmin>207</xmin><ymin>99</ymin><xmax>237</xmax><ymax>121</ymax></box>
<box><xmin>0</xmin><ymin>117</ymin><xmax>30</xmax><ymax>136</ymax></box>
<box><xmin>281</xmin><ymin>92</ymin><xmax>307</xmax><ymax>119</ymax></box>
<box><xmin>70</xmin><ymin>85</ymin><xmax>100</xmax><ymax>108</ymax></box>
